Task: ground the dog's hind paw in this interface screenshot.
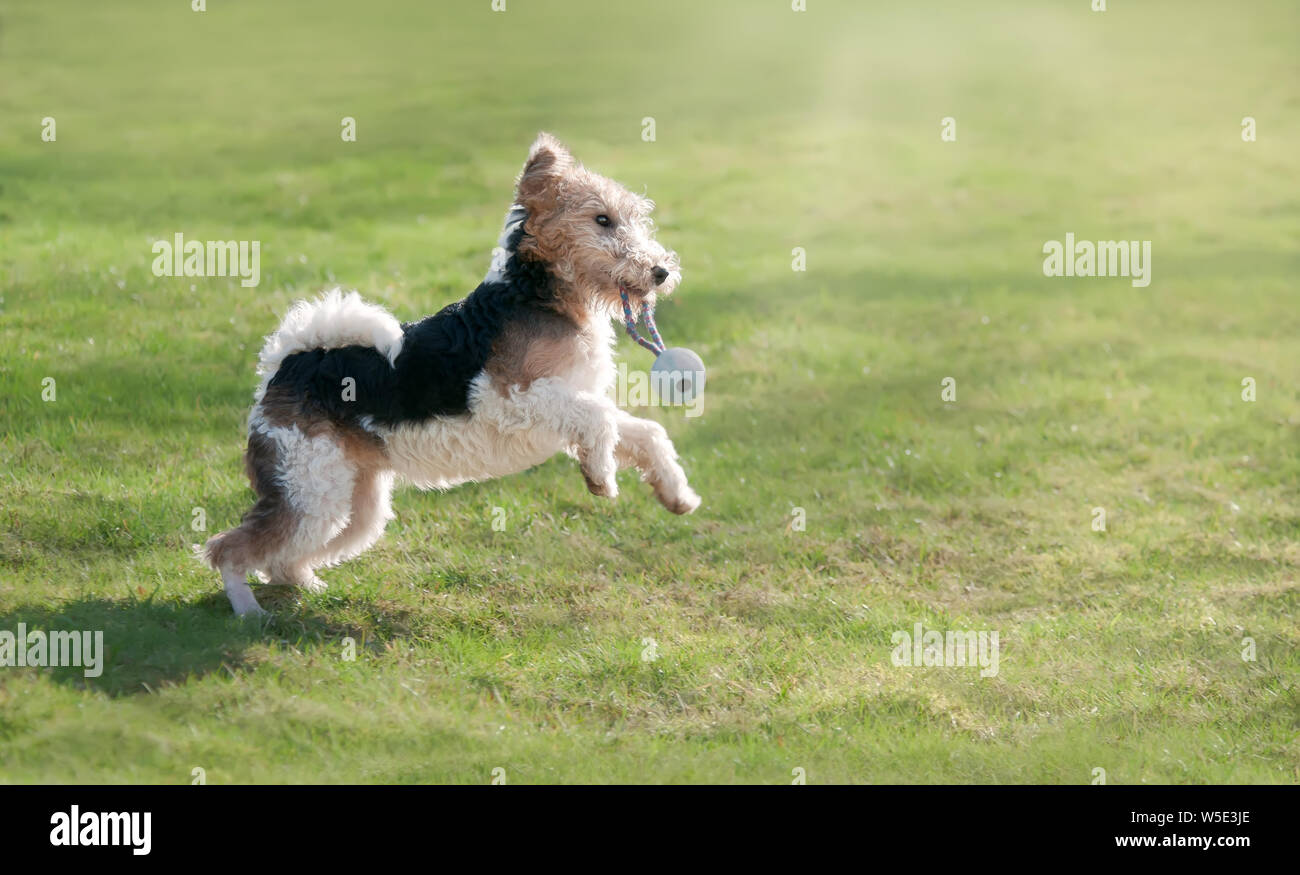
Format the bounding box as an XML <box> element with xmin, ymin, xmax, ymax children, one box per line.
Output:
<box><xmin>228</xmin><ymin>592</ymin><xmax>267</xmax><ymax>617</ymax></box>
<box><xmin>298</xmin><ymin>575</ymin><xmax>328</xmax><ymax>594</ymax></box>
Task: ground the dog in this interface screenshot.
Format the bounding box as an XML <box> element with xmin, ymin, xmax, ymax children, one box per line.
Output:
<box><xmin>203</xmin><ymin>133</ymin><xmax>701</xmax><ymax>616</ymax></box>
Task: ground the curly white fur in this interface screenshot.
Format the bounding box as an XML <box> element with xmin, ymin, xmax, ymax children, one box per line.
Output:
<box><xmin>253</xmin><ymin>288</ymin><xmax>403</xmax><ymax>403</ymax></box>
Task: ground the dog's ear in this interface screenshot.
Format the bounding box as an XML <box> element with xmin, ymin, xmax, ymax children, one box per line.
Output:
<box><xmin>516</xmin><ymin>132</ymin><xmax>573</xmax><ymax>208</ymax></box>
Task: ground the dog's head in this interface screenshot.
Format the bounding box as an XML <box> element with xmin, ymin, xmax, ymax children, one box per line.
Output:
<box><xmin>513</xmin><ymin>132</ymin><xmax>680</xmax><ymax>315</ymax></box>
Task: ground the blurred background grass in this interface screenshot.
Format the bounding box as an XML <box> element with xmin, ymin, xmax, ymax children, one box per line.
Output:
<box><xmin>0</xmin><ymin>0</ymin><xmax>1297</xmax><ymax>783</ymax></box>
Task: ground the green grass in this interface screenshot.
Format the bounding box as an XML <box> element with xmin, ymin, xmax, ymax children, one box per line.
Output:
<box><xmin>1</xmin><ymin>0</ymin><xmax>1298</xmax><ymax>784</ymax></box>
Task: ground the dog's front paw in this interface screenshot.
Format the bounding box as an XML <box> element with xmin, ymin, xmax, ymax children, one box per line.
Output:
<box><xmin>583</xmin><ymin>468</ymin><xmax>619</xmax><ymax>499</ymax></box>
<box><xmin>581</xmin><ymin>447</ymin><xmax>619</xmax><ymax>498</ymax></box>
<box><xmin>661</xmin><ymin>486</ymin><xmax>701</xmax><ymax>515</ymax></box>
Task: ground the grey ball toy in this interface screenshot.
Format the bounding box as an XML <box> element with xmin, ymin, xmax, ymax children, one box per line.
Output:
<box><xmin>652</xmin><ymin>347</ymin><xmax>707</xmax><ymax>406</ymax></box>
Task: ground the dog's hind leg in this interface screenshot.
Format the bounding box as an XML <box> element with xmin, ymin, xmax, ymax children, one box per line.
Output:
<box><xmin>312</xmin><ymin>468</ymin><xmax>395</xmax><ymax>570</ymax></box>
<box><xmin>206</xmin><ymin>491</ymin><xmax>294</xmax><ymax>616</ymax></box>
<box><xmin>265</xmin><ymin>561</ymin><xmax>328</xmax><ymax>593</ymax></box>
<box><xmin>205</xmin><ymin>424</ymin><xmax>356</xmax><ymax>613</ymax></box>
<box><xmin>203</xmin><ymin>430</ymin><xmax>301</xmax><ymax>616</ymax></box>
<box><xmin>220</xmin><ymin>564</ymin><xmax>265</xmax><ymax>616</ymax></box>
<box><xmin>613</xmin><ymin>412</ymin><xmax>701</xmax><ymax>515</ymax></box>
<box><xmin>259</xmin><ymin>426</ymin><xmax>359</xmax><ymax>594</ymax></box>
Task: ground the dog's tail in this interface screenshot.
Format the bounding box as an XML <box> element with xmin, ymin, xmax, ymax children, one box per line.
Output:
<box><xmin>253</xmin><ymin>288</ymin><xmax>404</xmax><ymax>398</ymax></box>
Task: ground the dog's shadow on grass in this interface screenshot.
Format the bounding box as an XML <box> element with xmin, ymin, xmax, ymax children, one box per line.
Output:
<box><xmin>0</xmin><ymin>591</ymin><xmax>421</xmax><ymax>697</ymax></box>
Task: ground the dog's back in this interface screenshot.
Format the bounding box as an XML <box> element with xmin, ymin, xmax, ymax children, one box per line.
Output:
<box><xmin>265</xmin><ymin>258</ymin><xmax>562</xmax><ymax>429</ymax></box>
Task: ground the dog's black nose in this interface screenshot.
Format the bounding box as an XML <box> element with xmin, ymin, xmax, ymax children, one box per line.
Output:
<box><xmin>652</xmin><ymin>266</ymin><xmax>670</xmax><ymax>285</ymax></box>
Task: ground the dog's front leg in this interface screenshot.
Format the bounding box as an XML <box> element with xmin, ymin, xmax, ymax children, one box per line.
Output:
<box><xmin>613</xmin><ymin>411</ymin><xmax>701</xmax><ymax>515</ymax></box>
<box><xmin>491</xmin><ymin>378</ymin><xmax>622</xmax><ymax>498</ymax></box>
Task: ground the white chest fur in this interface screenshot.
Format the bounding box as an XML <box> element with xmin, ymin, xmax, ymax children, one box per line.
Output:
<box><xmin>377</xmin><ymin>314</ymin><xmax>618</xmax><ymax>490</ymax></box>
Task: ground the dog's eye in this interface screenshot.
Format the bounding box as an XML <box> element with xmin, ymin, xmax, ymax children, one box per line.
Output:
<box><xmin>594</xmin><ymin>214</ymin><xmax>611</xmax><ymax>227</ymax></box>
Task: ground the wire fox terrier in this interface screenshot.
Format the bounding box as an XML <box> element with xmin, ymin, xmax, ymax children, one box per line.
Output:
<box><xmin>204</xmin><ymin>133</ymin><xmax>701</xmax><ymax>616</ymax></box>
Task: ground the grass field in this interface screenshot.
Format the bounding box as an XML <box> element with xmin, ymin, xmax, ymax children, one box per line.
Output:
<box><xmin>1</xmin><ymin>0</ymin><xmax>1297</xmax><ymax>784</ymax></box>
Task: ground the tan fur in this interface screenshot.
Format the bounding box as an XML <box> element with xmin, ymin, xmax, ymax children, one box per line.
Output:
<box><xmin>486</xmin><ymin>312</ymin><xmax>582</xmax><ymax>395</ymax></box>
<box><xmin>515</xmin><ymin>133</ymin><xmax>680</xmax><ymax>317</ymax></box>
